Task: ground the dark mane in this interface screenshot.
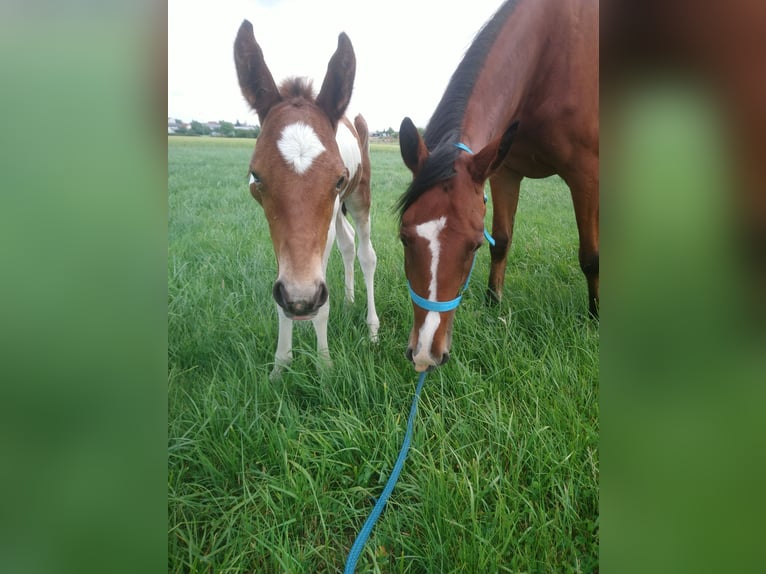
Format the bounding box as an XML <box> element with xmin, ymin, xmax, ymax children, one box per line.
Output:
<box><xmin>397</xmin><ymin>0</ymin><xmax>520</xmax><ymax>218</ymax></box>
<box><xmin>279</xmin><ymin>77</ymin><xmax>315</xmax><ymax>99</ymax></box>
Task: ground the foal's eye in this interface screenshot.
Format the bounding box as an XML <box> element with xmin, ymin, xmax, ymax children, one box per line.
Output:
<box><xmin>249</xmin><ymin>172</ymin><xmax>261</xmax><ymax>186</ymax></box>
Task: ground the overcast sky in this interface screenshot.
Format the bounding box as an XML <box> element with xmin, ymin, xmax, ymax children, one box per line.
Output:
<box><xmin>168</xmin><ymin>0</ymin><xmax>504</xmax><ymax>132</ymax></box>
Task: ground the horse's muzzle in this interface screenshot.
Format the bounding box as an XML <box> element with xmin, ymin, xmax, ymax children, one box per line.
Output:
<box><xmin>406</xmin><ymin>346</ymin><xmax>450</xmax><ymax>372</ymax></box>
<box><xmin>272</xmin><ymin>280</ymin><xmax>328</xmax><ymax>319</ymax></box>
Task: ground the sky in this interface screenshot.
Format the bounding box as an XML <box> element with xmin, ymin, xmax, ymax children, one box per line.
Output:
<box><xmin>168</xmin><ymin>0</ymin><xmax>505</xmax><ymax>132</ymax></box>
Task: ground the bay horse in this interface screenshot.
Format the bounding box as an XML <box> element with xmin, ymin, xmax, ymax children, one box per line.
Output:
<box><xmin>234</xmin><ymin>20</ymin><xmax>379</xmax><ymax>378</ymax></box>
<box><xmin>397</xmin><ymin>0</ymin><xmax>598</xmax><ymax>372</ymax></box>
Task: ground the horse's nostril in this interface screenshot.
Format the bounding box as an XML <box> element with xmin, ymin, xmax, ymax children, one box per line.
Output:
<box><xmin>405</xmin><ymin>347</ymin><xmax>414</xmax><ymax>362</ymax></box>
<box><xmin>440</xmin><ymin>352</ymin><xmax>450</xmax><ymax>366</ymax></box>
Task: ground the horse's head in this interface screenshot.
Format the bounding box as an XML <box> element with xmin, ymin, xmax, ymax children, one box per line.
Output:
<box><xmin>397</xmin><ymin>118</ymin><xmax>518</xmax><ymax>371</ymax></box>
<box><xmin>234</xmin><ymin>20</ymin><xmax>355</xmax><ymax>319</ymax></box>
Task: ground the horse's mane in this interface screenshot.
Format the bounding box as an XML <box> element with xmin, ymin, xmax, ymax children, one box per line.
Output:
<box><xmin>397</xmin><ymin>0</ymin><xmax>520</xmax><ymax>218</ymax></box>
<box><xmin>279</xmin><ymin>77</ymin><xmax>315</xmax><ymax>99</ymax></box>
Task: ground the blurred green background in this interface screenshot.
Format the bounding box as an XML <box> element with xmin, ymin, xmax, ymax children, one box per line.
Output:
<box><xmin>602</xmin><ymin>81</ymin><xmax>766</xmax><ymax>572</ymax></box>
<box><xmin>1</xmin><ymin>2</ymin><xmax>764</xmax><ymax>573</ymax></box>
<box><xmin>0</xmin><ymin>4</ymin><xmax>166</xmax><ymax>573</ymax></box>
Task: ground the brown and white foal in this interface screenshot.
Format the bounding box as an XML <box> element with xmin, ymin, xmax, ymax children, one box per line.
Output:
<box><xmin>234</xmin><ymin>20</ymin><xmax>379</xmax><ymax>378</ymax></box>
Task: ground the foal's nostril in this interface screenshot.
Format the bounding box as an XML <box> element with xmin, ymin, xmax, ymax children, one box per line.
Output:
<box><xmin>315</xmin><ymin>282</ymin><xmax>329</xmax><ymax>308</ymax></box>
<box><xmin>272</xmin><ymin>280</ymin><xmax>327</xmax><ymax>316</ymax></box>
<box><xmin>272</xmin><ymin>280</ymin><xmax>288</xmax><ymax>309</ymax></box>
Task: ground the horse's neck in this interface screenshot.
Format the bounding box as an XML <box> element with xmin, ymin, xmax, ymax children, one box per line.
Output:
<box><xmin>460</xmin><ymin>2</ymin><xmax>554</xmax><ymax>149</ymax></box>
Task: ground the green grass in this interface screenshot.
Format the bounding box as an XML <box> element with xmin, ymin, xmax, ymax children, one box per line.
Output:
<box><xmin>168</xmin><ymin>136</ymin><xmax>598</xmax><ymax>573</ymax></box>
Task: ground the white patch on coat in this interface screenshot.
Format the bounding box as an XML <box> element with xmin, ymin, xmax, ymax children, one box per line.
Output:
<box><xmin>335</xmin><ymin>121</ymin><xmax>361</xmax><ymax>182</ymax></box>
<box><xmin>277</xmin><ymin>122</ymin><xmax>325</xmax><ymax>175</ymax></box>
<box><xmin>412</xmin><ymin>216</ymin><xmax>447</xmax><ymax>365</ymax></box>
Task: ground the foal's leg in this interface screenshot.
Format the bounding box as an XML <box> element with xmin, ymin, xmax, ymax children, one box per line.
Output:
<box><xmin>487</xmin><ymin>168</ymin><xmax>523</xmax><ymax>304</ymax></box>
<box><xmin>271</xmin><ymin>306</ymin><xmax>294</xmax><ymax>380</ymax></box>
<box><xmin>355</xmin><ymin>214</ymin><xmax>379</xmax><ymax>342</ymax></box>
<box><xmin>335</xmin><ymin>207</ymin><xmax>356</xmax><ymax>303</ymax></box>
<box><xmin>311</xmin><ymin>300</ymin><xmax>332</xmax><ymax>369</ymax></box>
<box><xmin>310</xmin><ymin>197</ymin><xmax>341</xmax><ymax>368</ymax></box>
<box><xmin>345</xmin><ymin>200</ymin><xmax>379</xmax><ymax>342</ymax></box>
<box><xmin>564</xmin><ymin>162</ymin><xmax>599</xmax><ymax>317</ymax></box>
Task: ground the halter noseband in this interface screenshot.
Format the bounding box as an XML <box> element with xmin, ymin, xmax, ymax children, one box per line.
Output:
<box><xmin>406</xmin><ymin>142</ymin><xmax>496</xmax><ymax>313</ymax></box>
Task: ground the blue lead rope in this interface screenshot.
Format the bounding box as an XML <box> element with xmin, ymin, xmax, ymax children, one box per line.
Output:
<box><xmin>344</xmin><ymin>140</ymin><xmax>494</xmax><ymax>571</ymax></box>
<box><xmin>343</xmin><ymin>371</ymin><xmax>428</xmax><ymax>573</ymax></box>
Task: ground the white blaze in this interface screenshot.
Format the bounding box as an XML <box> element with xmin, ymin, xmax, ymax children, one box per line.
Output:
<box><xmin>416</xmin><ymin>216</ymin><xmax>447</xmax><ymax>299</ymax></box>
<box><xmin>413</xmin><ymin>216</ymin><xmax>447</xmax><ymax>364</ymax></box>
<box><xmin>277</xmin><ymin>122</ymin><xmax>325</xmax><ymax>175</ymax></box>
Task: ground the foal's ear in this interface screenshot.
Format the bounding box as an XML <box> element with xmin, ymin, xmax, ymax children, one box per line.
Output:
<box><xmin>234</xmin><ymin>20</ymin><xmax>281</xmax><ymax>123</ymax></box>
<box><xmin>316</xmin><ymin>33</ymin><xmax>356</xmax><ymax>129</ymax></box>
<box><xmin>399</xmin><ymin>117</ymin><xmax>429</xmax><ymax>175</ymax></box>
<box><xmin>469</xmin><ymin>121</ymin><xmax>520</xmax><ymax>183</ymax></box>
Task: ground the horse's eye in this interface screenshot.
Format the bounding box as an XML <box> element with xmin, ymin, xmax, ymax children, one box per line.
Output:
<box><xmin>249</xmin><ymin>171</ymin><xmax>261</xmax><ymax>186</ymax></box>
<box><xmin>399</xmin><ymin>234</ymin><xmax>408</xmax><ymax>248</ymax></box>
<box><xmin>335</xmin><ymin>175</ymin><xmax>347</xmax><ymax>191</ymax></box>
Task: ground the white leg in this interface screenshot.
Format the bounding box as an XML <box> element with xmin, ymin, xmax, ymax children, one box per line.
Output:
<box><xmin>271</xmin><ymin>305</ymin><xmax>294</xmax><ymax>380</ymax></box>
<box><xmin>335</xmin><ymin>209</ymin><xmax>356</xmax><ymax>303</ymax></box>
<box><xmin>354</xmin><ymin>216</ymin><xmax>379</xmax><ymax>342</ymax></box>
<box><xmin>309</xmin><ymin>197</ymin><xmax>338</xmax><ymax>369</ymax></box>
<box><xmin>311</xmin><ymin>300</ymin><xmax>332</xmax><ymax>369</ymax></box>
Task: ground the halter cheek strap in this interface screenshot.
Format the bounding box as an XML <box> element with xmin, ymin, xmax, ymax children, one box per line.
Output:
<box><xmin>454</xmin><ymin>142</ymin><xmax>495</xmax><ymax>247</ymax></box>
<box><xmin>453</xmin><ymin>142</ymin><xmax>475</xmax><ymax>155</ymax></box>
<box><xmin>407</xmin><ymin>143</ymin><xmax>495</xmax><ymax>313</ymax></box>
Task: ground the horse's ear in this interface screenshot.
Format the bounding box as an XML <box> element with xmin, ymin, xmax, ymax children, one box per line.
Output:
<box><xmin>399</xmin><ymin>117</ymin><xmax>428</xmax><ymax>175</ymax></box>
<box><xmin>234</xmin><ymin>20</ymin><xmax>281</xmax><ymax>123</ymax></box>
<box><xmin>316</xmin><ymin>33</ymin><xmax>356</xmax><ymax>129</ymax></box>
<box><xmin>469</xmin><ymin>121</ymin><xmax>520</xmax><ymax>183</ymax></box>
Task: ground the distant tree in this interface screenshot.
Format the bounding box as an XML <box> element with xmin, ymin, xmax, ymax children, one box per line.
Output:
<box><xmin>234</xmin><ymin>125</ymin><xmax>260</xmax><ymax>139</ymax></box>
<box><xmin>189</xmin><ymin>120</ymin><xmax>211</xmax><ymax>136</ymax></box>
<box><xmin>219</xmin><ymin>121</ymin><xmax>235</xmax><ymax>137</ymax></box>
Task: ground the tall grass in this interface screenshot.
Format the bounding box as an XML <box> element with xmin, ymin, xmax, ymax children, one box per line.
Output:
<box><xmin>168</xmin><ymin>136</ymin><xmax>598</xmax><ymax>573</ymax></box>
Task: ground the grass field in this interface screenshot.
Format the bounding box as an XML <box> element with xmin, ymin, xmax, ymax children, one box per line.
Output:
<box><xmin>168</xmin><ymin>135</ymin><xmax>599</xmax><ymax>573</ymax></box>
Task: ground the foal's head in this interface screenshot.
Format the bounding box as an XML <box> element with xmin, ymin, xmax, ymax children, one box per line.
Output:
<box><xmin>397</xmin><ymin>118</ymin><xmax>518</xmax><ymax>371</ymax></box>
<box><xmin>234</xmin><ymin>20</ymin><xmax>355</xmax><ymax>319</ymax></box>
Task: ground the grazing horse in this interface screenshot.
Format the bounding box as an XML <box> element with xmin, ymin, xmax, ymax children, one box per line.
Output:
<box><xmin>397</xmin><ymin>0</ymin><xmax>598</xmax><ymax>372</ymax></box>
<box><xmin>234</xmin><ymin>20</ymin><xmax>379</xmax><ymax>378</ymax></box>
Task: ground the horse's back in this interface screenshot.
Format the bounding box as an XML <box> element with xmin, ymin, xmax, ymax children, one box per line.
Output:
<box><xmin>507</xmin><ymin>0</ymin><xmax>598</xmax><ymax>178</ymax></box>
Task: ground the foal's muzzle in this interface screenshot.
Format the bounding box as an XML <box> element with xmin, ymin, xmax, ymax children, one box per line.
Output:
<box><xmin>272</xmin><ymin>280</ymin><xmax>329</xmax><ymax>319</ymax></box>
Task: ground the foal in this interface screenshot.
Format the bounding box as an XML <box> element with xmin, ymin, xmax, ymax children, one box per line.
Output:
<box><xmin>234</xmin><ymin>20</ymin><xmax>379</xmax><ymax>378</ymax></box>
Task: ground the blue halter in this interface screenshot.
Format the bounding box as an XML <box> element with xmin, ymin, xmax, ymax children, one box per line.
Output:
<box><xmin>406</xmin><ymin>142</ymin><xmax>495</xmax><ymax>313</ymax></box>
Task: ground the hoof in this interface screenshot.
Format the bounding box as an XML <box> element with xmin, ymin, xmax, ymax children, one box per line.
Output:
<box><xmin>317</xmin><ymin>352</ymin><xmax>333</xmax><ymax>372</ymax></box>
<box><xmin>269</xmin><ymin>365</ymin><xmax>283</xmax><ymax>381</ymax></box>
<box><xmin>368</xmin><ymin>321</ymin><xmax>380</xmax><ymax>344</ymax></box>
<box><xmin>485</xmin><ymin>288</ymin><xmax>501</xmax><ymax>306</ymax></box>
<box><xmin>270</xmin><ymin>357</ymin><xmax>291</xmax><ymax>381</ymax></box>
